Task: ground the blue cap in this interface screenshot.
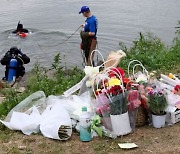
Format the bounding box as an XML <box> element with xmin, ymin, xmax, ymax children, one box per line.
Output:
<box><xmin>79</xmin><ymin>6</ymin><xmax>90</xmax><ymax>14</ymax></box>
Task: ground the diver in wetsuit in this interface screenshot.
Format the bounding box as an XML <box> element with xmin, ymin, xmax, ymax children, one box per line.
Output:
<box><xmin>0</xmin><ymin>47</ymin><xmax>30</xmax><ymax>81</ymax></box>
<box><xmin>12</xmin><ymin>22</ymin><xmax>29</xmax><ymax>34</ymax></box>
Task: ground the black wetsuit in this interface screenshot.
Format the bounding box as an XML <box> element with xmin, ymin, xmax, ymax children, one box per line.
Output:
<box><xmin>0</xmin><ymin>50</ymin><xmax>30</xmax><ymax>79</ymax></box>
<box><xmin>12</xmin><ymin>28</ymin><xmax>29</xmax><ymax>34</ymax></box>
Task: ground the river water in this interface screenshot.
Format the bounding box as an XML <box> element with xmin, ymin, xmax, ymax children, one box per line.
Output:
<box><xmin>0</xmin><ymin>0</ymin><xmax>180</xmax><ymax>76</ymax></box>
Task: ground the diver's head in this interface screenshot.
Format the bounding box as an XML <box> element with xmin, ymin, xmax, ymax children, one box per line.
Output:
<box><xmin>10</xmin><ymin>47</ymin><xmax>19</xmax><ymax>55</ymax></box>
<box><xmin>17</xmin><ymin>23</ymin><xmax>23</xmax><ymax>31</ymax></box>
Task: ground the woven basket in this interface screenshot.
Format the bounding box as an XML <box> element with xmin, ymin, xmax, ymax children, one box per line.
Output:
<box><xmin>136</xmin><ymin>105</ymin><xmax>148</xmax><ymax>127</ymax></box>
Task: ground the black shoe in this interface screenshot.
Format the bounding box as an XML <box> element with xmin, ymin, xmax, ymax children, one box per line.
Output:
<box><xmin>2</xmin><ymin>77</ymin><xmax>6</xmax><ymax>81</ymax></box>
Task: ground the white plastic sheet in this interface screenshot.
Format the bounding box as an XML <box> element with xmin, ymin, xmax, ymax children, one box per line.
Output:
<box><xmin>48</xmin><ymin>91</ymin><xmax>93</xmax><ymax>121</ymax></box>
<box><xmin>1</xmin><ymin>106</ymin><xmax>41</xmax><ymax>135</ymax></box>
<box><xmin>161</xmin><ymin>74</ymin><xmax>180</xmax><ymax>87</ymax></box>
<box><xmin>165</xmin><ymin>90</ymin><xmax>180</xmax><ymax>106</ymax></box>
<box><xmin>5</xmin><ymin>91</ymin><xmax>46</xmax><ymax>122</ymax></box>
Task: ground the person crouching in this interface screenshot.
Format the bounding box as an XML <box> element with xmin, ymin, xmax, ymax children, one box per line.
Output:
<box><xmin>0</xmin><ymin>47</ymin><xmax>30</xmax><ymax>81</ymax></box>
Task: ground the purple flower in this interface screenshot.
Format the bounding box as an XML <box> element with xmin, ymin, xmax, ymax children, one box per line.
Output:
<box><xmin>148</xmin><ymin>90</ymin><xmax>154</xmax><ymax>96</ymax></box>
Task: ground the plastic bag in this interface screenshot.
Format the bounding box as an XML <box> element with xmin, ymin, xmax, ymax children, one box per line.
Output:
<box><xmin>104</xmin><ymin>50</ymin><xmax>126</xmax><ymax>69</ymax></box>
<box><xmin>40</xmin><ymin>98</ymin><xmax>72</xmax><ymax>140</ymax></box>
<box><xmin>64</xmin><ymin>91</ymin><xmax>93</xmax><ymax>121</ymax></box>
<box><xmin>39</xmin><ymin>91</ymin><xmax>93</xmax><ymax>138</ymax></box>
<box><xmin>161</xmin><ymin>74</ymin><xmax>180</xmax><ymax>87</ymax></box>
<box><xmin>63</xmin><ymin>75</ymin><xmax>88</xmax><ymax>97</ymax></box>
<box><xmin>165</xmin><ymin>90</ymin><xmax>180</xmax><ymax>106</ymax></box>
<box><xmin>127</xmin><ymin>60</ymin><xmax>149</xmax><ymax>82</ymax></box>
<box><xmin>4</xmin><ymin>91</ymin><xmax>46</xmax><ymax>122</ymax></box>
<box><xmin>0</xmin><ymin>106</ymin><xmax>41</xmax><ymax>135</ymax></box>
<box><xmin>91</xmin><ymin>94</ymin><xmax>112</xmax><ymax>130</ymax></box>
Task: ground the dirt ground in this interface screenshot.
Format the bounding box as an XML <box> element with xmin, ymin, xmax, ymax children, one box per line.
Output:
<box><xmin>0</xmin><ymin>123</ymin><xmax>180</xmax><ymax>154</ymax></box>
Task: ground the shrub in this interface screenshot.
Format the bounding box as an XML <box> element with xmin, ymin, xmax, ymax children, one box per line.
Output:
<box><xmin>119</xmin><ymin>22</ymin><xmax>180</xmax><ymax>73</ymax></box>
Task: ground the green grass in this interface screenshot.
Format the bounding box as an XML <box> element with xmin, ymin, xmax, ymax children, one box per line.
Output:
<box><xmin>0</xmin><ymin>89</ymin><xmax>31</xmax><ymax>119</ymax></box>
<box><xmin>26</xmin><ymin>63</ymin><xmax>84</xmax><ymax>96</ymax></box>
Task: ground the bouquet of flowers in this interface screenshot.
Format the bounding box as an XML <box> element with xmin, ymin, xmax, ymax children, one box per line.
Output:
<box><xmin>92</xmin><ymin>67</ymin><xmax>132</xmax><ymax>135</ymax></box>
<box><xmin>147</xmin><ymin>89</ymin><xmax>168</xmax><ymax>115</ymax></box>
<box><xmin>94</xmin><ymin>67</ymin><xmax>128</xmax><ymax>116</ymax></box>
<box><xmin>127</xmin><ymin>83</ymin><xmax>149</xmax><ymax>130</ymax></box>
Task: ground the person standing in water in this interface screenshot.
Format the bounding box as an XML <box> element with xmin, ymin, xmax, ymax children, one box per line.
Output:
<box><xmin>79</xmin><ymin>6</ymin><xmax>98</xmax><ymax>66</ymax></box>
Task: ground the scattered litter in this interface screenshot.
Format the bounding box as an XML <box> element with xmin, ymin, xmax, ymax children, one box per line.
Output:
<box><xmin>18</xmin><ymin>146</ymin><xmax>27</xmax><ymax>150</ymax></box>
<box><xmin>118</xmin><ymin>143</ymin><xmax>138</xmax><ymax>149</ymax></box>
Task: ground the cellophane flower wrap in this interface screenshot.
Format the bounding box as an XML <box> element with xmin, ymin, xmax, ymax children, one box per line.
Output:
<box><xmin>93</xmin><ymin>67</ymin><xmax>128</xmax><ymax>116</ymax></box>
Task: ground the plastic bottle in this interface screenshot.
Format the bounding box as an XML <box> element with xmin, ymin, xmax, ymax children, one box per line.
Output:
<box><xmin>79</xmin><ymin>106</ymin><xmax>92</xmax><ymax>142</ymax></box>
<box><xmin>7</xmin><ymin>58</ymin><xmax>18</xmax><ymax>82</ymax></box>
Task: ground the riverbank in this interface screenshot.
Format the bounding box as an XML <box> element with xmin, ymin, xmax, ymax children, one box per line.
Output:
<box><xmin>0</xmin><ymin>27</ymin><xmax>179</xmax><ymax>118</ymax></box>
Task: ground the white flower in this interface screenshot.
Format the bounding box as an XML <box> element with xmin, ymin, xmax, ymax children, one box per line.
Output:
<box><xmin>117</xmin><ymin>50</ymin><xmax>126</xmax><ymax>58</ymax></box>
<box><xmin>84</xmin><ymin>66</ymin><xmax>99</xmax><ymax>77</ymax></box>
<box><xmin>136</xmin><ymin>74</ymin><xmax>148</xmax><ymax>83</ymax></box>
<box><xmin>86</xmin><ymin>80</ymin><xmax>94</xmax><ymax>87</ymax></box>
<box><xmin>84</xmin><ymin>66</ymin><xmax>100</xmax><ymax>88</ymax></box>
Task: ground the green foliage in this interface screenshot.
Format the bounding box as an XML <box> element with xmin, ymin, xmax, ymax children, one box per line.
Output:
<box><xmin>110</xmin><ymin>93</ymin><xmax>127</xmax><ymax>115</ymax></box>
<box><xmin>148</xmin><ymin>92</ymin><xmax>168</xmax><ymax>115</ymax></box>
<box><xmin>51</xmin><ymin>53</ymin><xmax>62</xmax><ymax>70</ymax></box>
<box><xmin>175</xmin><ymin>20</ymin><xmax>180</xmax><ymax>35</ymax></box>
<box><xmin>119</xmin><ymin>25</ymin><xmax>180</xmax><ymax>73</ymax></box>
<box><xmin>0</xmin><ymin>89</ymin><xmax>30</xmax><ymax>118</ymax></box>
<box><xmin>26</xmin><ymin>54</ymin><xmax>84</xmax><ymax>96</ymax></box>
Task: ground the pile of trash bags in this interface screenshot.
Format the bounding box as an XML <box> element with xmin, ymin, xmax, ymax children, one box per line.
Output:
<box><xmin>0</xmin><ymin>91</ymin><xmax>94</xmax><ymax>140</ymax></box>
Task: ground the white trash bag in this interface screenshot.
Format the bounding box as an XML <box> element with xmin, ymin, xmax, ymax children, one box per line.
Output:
<box><xmin>47</xmin><ymin>91</ymin><xmax>93</xmax><ymax>121</ymax></box>
<box><xmin>0</xmin><ymin>106</ymin><xmax>41</xmax><ymax>135</ymax></box>
<box><xmin>40</xmin><ymin>98</ymin><xmax>72</xmax><ymax>140</ymax></box>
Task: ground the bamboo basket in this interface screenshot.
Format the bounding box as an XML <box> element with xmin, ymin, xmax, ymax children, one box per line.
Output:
<box><xmin>135</xmin><ymin>105</ymin><xmax>148</xmax><ymax>127</ymax></box>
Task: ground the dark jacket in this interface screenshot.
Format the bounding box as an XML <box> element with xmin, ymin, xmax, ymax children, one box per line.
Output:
<box><xmin>12</xmin><ymin>28</ymin><xmax>29</xmax><ymax>34</ymax></box>
<box><xmin>1</xmin><ymin>50</ymin><xmax>30</xmax><ymax>79</ymax></box>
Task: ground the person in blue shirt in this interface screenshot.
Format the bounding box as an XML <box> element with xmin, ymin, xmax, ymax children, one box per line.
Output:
<box><xmin>79</xmin><ymin>6</ymin><xmax>98</xmax><ymax>66</ymax></box>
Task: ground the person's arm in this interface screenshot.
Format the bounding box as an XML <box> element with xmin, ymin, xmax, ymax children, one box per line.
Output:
<box><xmin>88</xmin><ymin>20</ymin><xmax>97</xmax><ymax>36</ymax></box>
<box><xmin>21</xmin><ymin>29</ymin><xmax>29</xmax><ymax>33</ymax></box>
<box><xmin>88</xmin><ymin>32</ymin><xmax>95</xmax><ymax>36</ymax></box>
<box><xmin>82</xmin><ymin>23</ymin><xmax>95</xmax><ymax>36</ymax></box>
<box><xmin>21</xmin><ymin>54</ymin><xmax>30</xmax><ymax>64</ymax></box>
<box><xmin>88</xmin><ymin>24</ymin><xmax>96</xmax><ymax>36</ymax></box>
<box><xmin>17</xmin><ymin>50</ymin><xmax>30</xmax><ymax>64</ymax></box>
<box><xmin>0</xmin><ymin>52</ymin><xmax>12</xmax><ymax>65</ymax></box>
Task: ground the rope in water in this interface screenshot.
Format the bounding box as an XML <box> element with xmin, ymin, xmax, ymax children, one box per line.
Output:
<box><xmin>35</xmin><ymin>25</ymin><xmax>99</xmax><ymax>67</ymax></box>
<box><xmin>40</xmin><ymin>26</ymin><xmax>82</xmax><ymax>47</ymax></box>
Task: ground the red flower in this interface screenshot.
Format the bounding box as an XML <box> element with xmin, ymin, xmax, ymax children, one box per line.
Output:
<box><xmin>109</xmin><ymin>68</ymin><xmax>125</xmax><ymax>78</ymax></box>
<box><xmin>174</xmin><ymin>85</ymin><xmax>180</xmax><ymax>91</ymax></box>
<box><xmin>123</xmin><ymin>78</ymin><xmax>130</xmax><ymax>84</ymax></box>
